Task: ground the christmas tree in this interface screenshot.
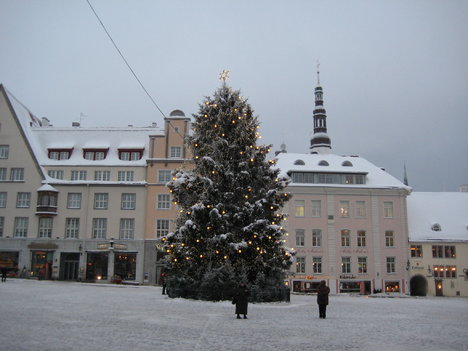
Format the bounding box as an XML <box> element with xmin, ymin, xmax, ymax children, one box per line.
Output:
<box><xmin>162</xmin><ymin>72</ymin><xmax>293</xmax><ymax>301</ymax></box>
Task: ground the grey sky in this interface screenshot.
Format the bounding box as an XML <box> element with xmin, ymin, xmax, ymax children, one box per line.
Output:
<box><xmin>1</xmin><ymin>0</ymin><xmax>467</xmax><ymax>191</ymax></box>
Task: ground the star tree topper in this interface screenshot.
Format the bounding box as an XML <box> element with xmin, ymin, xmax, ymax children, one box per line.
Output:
<box><xmin>219</xmin><ymin>69</ymin><xmax>230</xmax><ymax>82</ymax></box>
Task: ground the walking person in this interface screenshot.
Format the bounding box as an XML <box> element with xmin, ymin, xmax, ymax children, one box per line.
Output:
<box><xmin>317</xmin><ymin>280</ymin><xmax>330</xmax><ymax>319</ymax></box>
<box><xmin>161</xmin><ymin>273</ymin><xmax>167</xmax><ymax>295</ymax></box>
<box><xmin>1</xmin><ymin>267</ymin><xmax>7</xmax><ymax>282</ymax></box>
<box><xmin>233</xmin><ymin>282</ymin><xmax>249</xmax><ymax>319</ymax></box>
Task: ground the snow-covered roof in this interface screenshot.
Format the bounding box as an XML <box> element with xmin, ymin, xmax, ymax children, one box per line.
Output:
<box><xmin>407</xmin><ymin>192</ymin><xmax>468</xmax><ymax>242</ymax></box>
<box><xmin>37</xmin><ymin>184</ymin><xmax>59</xmax><ymax>192</ymax></box>
<box><xmin>4</xmin><ymin>87</ymin><xmax>166</xmax><ymax>167</ymax></box>
<box><xmin>275</xmin><ymin>152</ymin><xmax>411</xmax><ymax>190</ymax></box>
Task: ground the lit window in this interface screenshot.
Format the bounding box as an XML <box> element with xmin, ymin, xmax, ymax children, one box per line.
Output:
<box><xmin>339</xmin><ymin>201</ymin><xmax>349</xmax><ymax>217</ymax></box>
<box><xmin>296</xmin><ymin>257</ymin><xmax>306</xmax><ymax>273</ymax></box>
<box><xmin>410</xmin><ymin>245</ymin><xmax>422</xmax><ymax>258</ymax></box>
<box><xmin>295</xmin><ymin>200</ymin><xmax>305</xmax><ymax>217</ymax></box>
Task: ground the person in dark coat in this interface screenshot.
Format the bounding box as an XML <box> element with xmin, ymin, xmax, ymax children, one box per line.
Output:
<box><xmin>234</xmin><ymin>282</ymin><xmax>249</xmax><ymax>319</ymax></box>
<box><xmin>317</xmin><ymin>280</ymin><xmax>330</xmax><ymax>319</ymax></box>
<box><xmin>1</xmin><ymin>267</ymin><xmax>7</xmax><ymax>282</ymax></box>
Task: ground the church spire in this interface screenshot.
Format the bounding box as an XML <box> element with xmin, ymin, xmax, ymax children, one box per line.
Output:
<box><xmin>310</xmin><ymin>64</ymin><xmax>331</xmax><ymax>154</ymax></box>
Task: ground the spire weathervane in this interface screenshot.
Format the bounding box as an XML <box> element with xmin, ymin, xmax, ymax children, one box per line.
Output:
<box><xmin>219</xmin><ymin>69</ymin><xmax>230</xmax><ymax>83</ymax></box>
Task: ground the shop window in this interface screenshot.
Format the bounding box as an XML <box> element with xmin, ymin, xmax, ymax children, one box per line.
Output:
<box><xmin>385</xmin><ymin>281</ymin><xmax>400</xmax><ymax>293</ymax></box>
<box><xmin>114</xmin><ymin>253</ymin><xmax>137</xmax><ymax>280</ymax></box>
<box><xmin>86</xmin><ymin>252</ymin><xmax>108</xmax><ymax>281</ymax></box>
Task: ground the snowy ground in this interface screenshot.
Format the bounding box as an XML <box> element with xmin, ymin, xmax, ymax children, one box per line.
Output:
<box><xmin>0</xmin><ymin>280</ymin><xmax>467</xmax><ymax>351</ymax></box>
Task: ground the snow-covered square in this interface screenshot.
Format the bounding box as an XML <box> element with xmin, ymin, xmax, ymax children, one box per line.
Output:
<box><xmin>0</xmin><ymin>279</ymin><xmax>467</xmax><ymax>351</ymax></box>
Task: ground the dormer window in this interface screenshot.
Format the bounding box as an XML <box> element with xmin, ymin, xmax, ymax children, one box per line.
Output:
<box><xmin>318</xmin><ymin>160</ymin><xmax>329</xmax><ymax>166</ymax></box>
<box><xmin>294</xmin><ymin>160</ymin><xmax>305</xmax><ymax>165</ymax></box>
<box><xmin>83</xmin><ymin>149</ymin><xmax>108</xmax><ymax>160</ymax></box>
<box><xmin>48</xmin><ymin>148</ymin><xmax>72</xmax><ymax>160</ymax></box>
<box><xmin>431</xmin><ymin>223</ymin><xmax>441</xmax><ymax>232</ymax></box>
<box><xmin>342</xmin><ymin>161</ymin><xmax>353</xmax><ymax>167</ymax></box>
<box><xmin>119</xmin><ymin>149</ymin><xmax>143</xmax><ymax>161</ymax></box>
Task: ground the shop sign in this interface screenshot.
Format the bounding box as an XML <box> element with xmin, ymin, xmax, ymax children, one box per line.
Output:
<box><xmin>28</xmin><ymin>242</ymin><xmax>58</xmax><ymax>250</ymax></box>
<box><xmin>114</xmin><ymin>244</ymin><xmax>127</xmax><ymax>250</ymax></box>
<box><xmin>340</xmin><ymin>274</ymin><xmax>356</xmax><ymax>279</ymax></box>
<box><xmin>97</xmin><ymin>243</ymin><xmax>108</xmax><ymax>250</ymax></box>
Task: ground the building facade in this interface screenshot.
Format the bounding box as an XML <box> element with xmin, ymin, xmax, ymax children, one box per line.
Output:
<box><xmin>407</xmin><ymin>192</ymin><xmax>468</xmax><ymax>297</ymax></box>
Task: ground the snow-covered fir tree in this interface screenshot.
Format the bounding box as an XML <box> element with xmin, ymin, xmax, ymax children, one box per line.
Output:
<box><xmin>162</xmin><ymin>80</ymin><xmax>293</xmax><ymax>301</ymax></box>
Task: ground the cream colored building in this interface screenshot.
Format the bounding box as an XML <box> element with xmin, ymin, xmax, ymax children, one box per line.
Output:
<box><xmin>407</xmin><ymin>192</ymin><xmax>468</xmax><ymax>297</ymax></box>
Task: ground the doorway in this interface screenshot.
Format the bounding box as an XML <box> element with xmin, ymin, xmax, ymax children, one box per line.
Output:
<box><xmin>435</xmin><ymin>280</ymin><xmax>443</xmax><ymax>296</ymax></box>
<box><xmin>60</xmin><ymin>253</ymin><xmax>80</xmax><ymax>280</ymax></box>
<box><xmin>410</xmin><ymin>275</ymin><xmax>428</xmax><ymax>296</ymax></box>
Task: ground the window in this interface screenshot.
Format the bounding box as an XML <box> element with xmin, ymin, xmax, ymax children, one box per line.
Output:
<box><xmin>318</xmin><ymin>160</ymin><xmax>329</xmax><ymax>166</ymax></box>
<box><xmin>10</xmin><ymin>168</ymin><xmax>24</xmax><ymax>181</ymax></box>
<box><xmin>38</xmin><ymin>217</ymin><xmax>53</xmax><ymax>238</ymax></box>
<box><xmin>121</xmin><ymin>193</ymin><xmax>136</xmax><ymax>210</ymax></box>
<box><xmin>295</xmin><ymin>229</ymin><xmax>305</xmax><ymax>247</ymax></box>
<box><xmin>158</xmin><ymin>170</ymin><xmax>172</xmax><ymax>183</ymax></box>
<box><xmin>14</xmin><ymin>217</ymin><xmax>28</xmax><ymax>237</ymax></box>
<box><xmin>432</xmin><ymin>245</ymin><xmax>456</xmax><ymax>258</ymax></box>
<box><xmin>67</xmin><ymin>193</ymin><xmax>82</xmax><ymax>209</ymax></box>
<box><xmin>385</xmin><ymin>231</ymin><xmax>394</xmax><ymax>247</ymax></box>
<box><xmin>94</xmin><ymin>171</ymin><xmax>111</xmax><ymax>181</ymax></box>
<box><xmin>156</xmin><ymin>219</ymin><xmax>169</xmax><ymax>238</ymax></box>
<box><xmin>344</xmin><ymin>175</ymin><xmax>354</xmax><ymax>184</ymax></box>
<box><xmin>84</xmin><ymin>149</ymin><xmax>107</xmax><ymax>160</ymax></box>
<box><xmin>342</xmin><ymin>257</ymin><xmax>351</xmax><ymax>274</ymax></box>
<box><xmin>16</xmin><ymin>192</ymin><xmax>31</xmax><ymax>208</ymax></box>
<box><xmin>0</xmin><ymin>145</ymin><xmax>9</xmax><ymax>159</ymax></box>
<box><xmin>0</xmin><ymin>168</ymin><xmax>6</xmax><ymax>181</ymax></box>
<box><xmin>65</xmin><ymin>218</ymin><xmax>80</xmax><ymax>239</ymax></box>
<box><xmin>295</xmin><ymin>200</ymin><xmax>305</xmax><ymax>217</ymax></box>
<box><xmin>386</xmin><ymin>257</ymin><xmax>396</xmax><ymax>273</ymax></box>
<box><xmin>383</xmin><ymin>202</ymin><xmax>393</xmax><ymax>218</ymax></box>
<box><xmin>48</xmin><ymin>149</ymin><xmax>71</xmax><ymax>160</ymax></box>
<box><xmin>294</xmin><ymin>159</ymin><xmax>305</xmax><ymax>165</ymax></box>
<box><xmin>170</xmin><ymin>146</ymin><xmax>182</xmax><ymax>158</ymax></box>
<box><xmin>342</xmin><ymin>161</ymin><xmax>353</xmax><ymax>167</ymax></box>
<box><xmin>431</xmin><ymin>223</ymin><xmax>441</xmax><ymax>231</ymax></box>
<box><xmin>296</xmin><ymin>257</ymin><xmax>306</xmax><ymax>273</ymax></box>
<box><xmin>0</xmin><ymin>192</ymin><xmax>7</xmax><ymax>207</ymax></box>
<box><xmin>445</xmin><ymin>266</ymin><xmax>457</xmax><ymax>278</ymax></box>
<box><xmin>119</xmin><ymin>150</ymin><xmax>143</xmax><ymax>161</ymax></box>
<box><xmin>318</xmin><ymin>173</ymin><xmax>334</xmax><ymax>183</ymax></box>
<box><xmin>433</xmin><ymin>265</ymin><xmax>444</xmax><ymax>278</ymax></box>
<box><xmin>92</xmin><ymin>218</ymin><xmax>107</xmax><ymax>239</ymax></box>
<box><xmin>119</xmin><ymin>219</ymin><xmax>135</xmax><ymax>239</ymax></box>
<box><xmin>71</xmin><ymin>170</ymin><xmax>87</xmax><ymax>181</ymax></box>
<box><xmin>94</xmin><ymin>193</ymin><xmax>108</xmax><ymax>209</ymax></box>
<box><xmin>312</xmin><ymin>229</ymin><xmax>322</xmax><ymax>247</ymax></box>
<box><xmin>341</xmin><ymin>229</ymin><xmax>350</xmax><ymax>247</ymax></box>
<box><xmin>355</xmin><ymin>201</ymin><xmax>366</xmax><ymax>218</ymax></box>
<box><xmin>0</xmin><ymin>217</ymin><xmax>4</xmax><ymax>237</ymax></box>
<box><xmin>339</xmin><ymin>201</ymin><xmax>349</xmax><ymax>217</ymax></box>
<box><xmin>311</xmin><ymin>200</ymin><xmax>321</xmax><ymax>217</ymax></box>
<box><xmin>47</xmin><ymin>170</ymin><xmax>64</xmax><ymax>179</ymax></box>
<box><xmin>157</xmin><ymin>194</ymin><xmax>171</xmax><ymax>209</ymax></box>
<box><xmin>313</xmin><ymin>257</ymin><xmax>322</xmax><ymax>274</ymax></box>
<box><xmin>357</xmin><ymin>230</ymin><xmax>366</xmax><ymax>247</ymax></box>
<box><xmin>409</xmin><ymin>245</ymin><xmax>422</xmax><ymax>258</ymax></box>
<box><xmin>358</xmin><ymin>257</ymin><xmax>367</xmax><ymax>274</ymax></box>
<box><xmin>118</xmin><ymin>171</ymin><xmax>134</xmax><ymax>182</ymax></box>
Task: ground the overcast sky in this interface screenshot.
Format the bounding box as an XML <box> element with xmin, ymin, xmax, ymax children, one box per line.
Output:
<box><xmin>1</xmin><ymin>0</ymin><xmax>467</xmax><ymax>191</ymax></box>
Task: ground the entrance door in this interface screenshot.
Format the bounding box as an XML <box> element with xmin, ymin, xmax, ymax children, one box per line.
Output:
<box><xmin>60</xmin><ymin>253</ymin><xmax>80</xmax><ymax>280</ymax></box>
<box><xmin>435</xmin><ymin>280</ymin><xmax>443</xmax><ymax>296</ymax></box>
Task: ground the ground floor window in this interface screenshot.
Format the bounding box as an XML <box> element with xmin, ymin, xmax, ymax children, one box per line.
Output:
<box><xmin>114</xmin><ymin>253</ymin><xmax>137</xmax><ymax>280</ymax></box>
<box><xmin>385</xmin><ymin>281</ymin><xmax>400</xmax><ymax>292</ymax></box>
<box><xmin>86</xmin><ymin>252</ymin><xmax>108</xmax><ymax>281</ymax></box>
<box><xmin>292</xmin><ymin>280</ymin><xmax>321</xmax><ymax>293</ymax></box>
<box><xmin>0</xmin><ymin>251</ymin><xmax>19</xmax><ymax>277</ymax></box>
<box><xmin>340</xmin><ymin>281</ymin><xmax>360</xmax><ymax>293</ymax></box>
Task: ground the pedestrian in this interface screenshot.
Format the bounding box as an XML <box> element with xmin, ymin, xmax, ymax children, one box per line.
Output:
<box><xmin>317</xmin><ymin>280</ymin><xmax>330</xmax><ymax>319</ymax></box>
<box><xmin>161</xmin><ymin>273</ymin><xmax>167</xmax><ymax>295</ymax></box>
<box><xmin>233</xmin><ymin>282</ymin><xmax>249</xmax><ymax>319</ymax></box>
<box><xmin>1</xmin><ymin>267</ymin><xmax>7</xmax><ymax>282</ymax></box>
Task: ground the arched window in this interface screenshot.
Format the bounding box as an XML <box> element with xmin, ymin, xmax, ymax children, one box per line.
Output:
<box><xmin>294</xmin><ymin>160</ymin><xmax>305</xmax><ymax>165</ymax></box>
<box><xmin>342</xmin><ymin>161</ymin><xmax>353</xmax><ymax>167</ymax></box>
<box><xmin>318</xmin><ymin>160</ymin><xmax>329</xmax><ymax>166</ymax></box>
<box><xmin>431</xmin><ymin>223</ymin><xmax>441</xmax><ymax>231</ymax></box>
